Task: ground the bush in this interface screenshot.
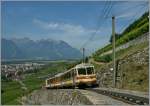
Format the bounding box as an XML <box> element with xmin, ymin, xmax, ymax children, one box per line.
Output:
<box><xmin>94</xmin><ymin>22</ymin><xmax>149</xmax><ymax>57</ymax></box>
<box><xmin>116</xmin><ymin>22</ymin><xmax>149</xmax><ymax>46</ymax></box>
<box><xmin>93</xmin><ymin>12</ymin><xmax>149</xmax><ymax>62</ymax></box>
<box><xmin>94</xmin><ymin>54</ymin><xmax>112</xmax><ymax>62</ymax></box>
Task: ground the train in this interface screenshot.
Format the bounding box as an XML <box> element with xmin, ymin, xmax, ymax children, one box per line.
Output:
<box><xmin>45</xmin><ymin>63</ymin><xmax>98</xmax><ymax>88</ymax></box>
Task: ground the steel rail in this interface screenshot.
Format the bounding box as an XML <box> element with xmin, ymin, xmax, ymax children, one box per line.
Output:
<box><xmin>85</xmin><ymin>88</ymin><xmax>149</xmax><ymax>105</ymax></box>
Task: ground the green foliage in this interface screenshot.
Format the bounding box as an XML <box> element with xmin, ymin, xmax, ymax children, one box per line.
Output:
<box><xmin>122</xmin><ymin>12</ymin><xmax>149</xmax><ymax>35</ymax></box>
<box><xmin>94</xmin><ymin>41</ymin><xmax>148</xmax><ymax>63</ymax></box>
<box><xmin>109</xmin><ymin>33</ymin><xmax>121</xmax><ymax>43</ymax></box>
<box><xmin>93</xmin><ymin>44</ymin><xmax>112</xmax><ymax>57</ymax></box>
<box><xmin>1</xmin><ymin>81</ymin><xmax>24</xmax><ymax>105</ymax></box>
<box><xmin>95</xmin><ymin>54</ymin><xmax>112</xmax><ymax>62</ymax></box>
<box><xmin>1</xmin><ymin>74</ymin><xmax>10</xmax><ymax>81</ymax></box>
<box><xmin>117</xmin><ymin>22</ymin><xmax>149</xmax><ymax>45</ymax></box>
<box><xmin>122</xmin><ymin>63</ymin><xmax>148</xmax><ymax>92</ymax></box>
<box><xmin>2</xmin><ymin>61</ymin><xmax>78</xmax><ymax>105</ymax></box>
<box><xmin>93</xmin><ymin>12</ymin><xmax>149</xmax><ymax>62</ymax></box>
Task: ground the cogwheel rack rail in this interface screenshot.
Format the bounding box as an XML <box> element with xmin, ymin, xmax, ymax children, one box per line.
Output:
<box><xmin>86</xmin><ymin>88</ymin><xmax>149</xmax><ymax>105</ymax></box>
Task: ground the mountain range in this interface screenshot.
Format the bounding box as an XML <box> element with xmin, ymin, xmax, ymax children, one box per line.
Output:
<box><xmin>1</xmin><ymin>38</ymin><xmax>82</xmax><ymax>60</ymax></box>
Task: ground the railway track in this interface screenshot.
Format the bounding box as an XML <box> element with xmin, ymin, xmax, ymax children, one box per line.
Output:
<box><xmin>85</xmin><ymin>88</ymin><xmax>149</xmax><ymax>105</ymax></box>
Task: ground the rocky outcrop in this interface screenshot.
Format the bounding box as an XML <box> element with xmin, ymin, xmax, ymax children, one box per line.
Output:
<box><xmin>117</xmin><ymin>47</ymin><xmax>149</xmax><ymax>91</ymax></box>
<box><xmin>22</xmin><ymin>89</ymin><xmax>92</xmax><ymax>105</ymax></box>
<box><xmin>96</xmin><ymin>46</ymin><xmax>149</xmax><ymax>91</ymax></box>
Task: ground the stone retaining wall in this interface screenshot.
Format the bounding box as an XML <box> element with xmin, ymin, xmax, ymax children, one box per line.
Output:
<box><xmin>101</xmin><ymin>32</ymin><xmax>149</xmax><ymax>56</ymax></box>
<box><xmin>96</xmin><ymin>46</ymin><xmax>149</xmax><ymax>91</ymax></box>
<box><xmin>21</xmin><ymin>89</ymin><xmax>92</xmax><ymax>105</ymax></box>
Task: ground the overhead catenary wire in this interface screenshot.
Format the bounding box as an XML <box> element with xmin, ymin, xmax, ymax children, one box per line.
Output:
<box><xmin>118</xmin><ymin>4</ymin><xmax>148</xmax><ymax>34</ymax></box>
<box><xmin>79</xmin><ymin>1</ymin><xmax>110</xmax><ymax>52</ymax></box>
<box><xmin>79</xmin><ymin>2</ymin><xmax>148</xmax><ymax>56</ymax></box>
<box><xmin>93</xmin><ymin>4</ymin><xmax>147</xmax><ymax>53</ymax></box>
<box><xmin>80</xmin><ymin>1</ymin><xmax>113</xmax><ymax>49</ymax></box>
<box><xmin>79</xmin><ymin>1</ymin><xmax>111</xmax><ymax>58</ymax></box>
<box><xmin>113</xmin><ymin>2</ymin><xmax>147</xmax><ymax>18</ymax></box>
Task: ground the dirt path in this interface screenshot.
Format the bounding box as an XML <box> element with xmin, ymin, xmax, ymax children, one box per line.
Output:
<box><xmin>89</xmin><ymin>58</ymin><xmax>105</xmax><ymax>65</ymax></box>
<box><xmin>18</xmin><ymin>80</ymin><xmax>27</xmax><ymax>90</ymax></box>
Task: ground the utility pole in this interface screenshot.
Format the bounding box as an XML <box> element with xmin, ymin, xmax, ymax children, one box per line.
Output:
<box><xmin>82</xmin><ymin>48</ymin><xmax>85</xmax><ymax>63</ymax></box>
<box><xmin>112</xmin><ymin>16</ymin><xmax>116</xmax><ymax>87</ymax></box>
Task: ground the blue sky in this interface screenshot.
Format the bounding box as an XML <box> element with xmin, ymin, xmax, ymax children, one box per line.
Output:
<box><xmin>1</xmin><ymin>1</ymin><xmax>149</xmax><ymax>55</ymax></box>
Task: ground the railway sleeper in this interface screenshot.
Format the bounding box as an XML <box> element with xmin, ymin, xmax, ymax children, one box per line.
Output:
<box><xmin>88</xmin><ymin>89</ymin><xmax>149</xmax><ymax>105</ymax></box>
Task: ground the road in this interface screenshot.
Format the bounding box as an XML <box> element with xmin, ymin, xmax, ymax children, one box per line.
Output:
<box><xmin>89</xmin><ymin>58</ymin><xmax>104</xmax><ymax>65</ymax></box>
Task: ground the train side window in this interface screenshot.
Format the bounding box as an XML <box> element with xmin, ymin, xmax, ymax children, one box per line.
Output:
<box><xmin>78</xmin><ymin>68</ymin><xmax>86</xmax><ymax>75</ymax></box>
<box><xmin>63</xmin><ymin>72</ymin><xmax>71</xmax><ymax>81</ymax></box>
<box><xmin>87</xmin><ymin>67</ymin><xmax>94</xmax><ymax>74</ymax></box>
<box><xmin>64</xmin><ymin>73</ymin><xmax>68</xmax><ymax>80</ymax></box>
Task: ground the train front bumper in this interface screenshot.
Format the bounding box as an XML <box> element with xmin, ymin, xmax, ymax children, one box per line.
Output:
<box><xmin>76</xmin><ymin>75</ymin><xmax>97</xmax><ymax>86</ymax></box>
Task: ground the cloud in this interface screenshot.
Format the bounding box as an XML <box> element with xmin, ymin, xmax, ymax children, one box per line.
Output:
<box><xmin>33</xmin><ymin>18</ymin><xmax>103</xmax><ymax>43</ymax></box>
<box><xmin>33</xmin><ymin>19</ymin><xmax>111</xmax><ymax>55</ymax></box>
<box><xmin>33</xmin><ymin>19</ymin><xmax>95</xmax><ymax>35</ymax></box>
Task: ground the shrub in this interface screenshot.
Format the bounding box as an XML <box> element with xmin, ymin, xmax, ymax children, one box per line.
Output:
<box><xmin>93</xmin><ymin>12</ymin><xmax>149</xmax><ymax>62</ymax></box>
<box><xmin>94</xmin><ymin>54</ymin><xmax>112</xmax><ymax>62</ymax></box>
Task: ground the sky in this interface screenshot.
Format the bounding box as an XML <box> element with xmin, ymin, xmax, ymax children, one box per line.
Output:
<box><xmin>1</xmin><ymin>1</ymin><xmax>149</xmax><ymax>55</ymax></box>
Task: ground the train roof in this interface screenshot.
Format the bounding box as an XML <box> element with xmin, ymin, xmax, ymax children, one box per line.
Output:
<box><xmin>46</xmin><ymin>68</ymin><xmax>73</xmax><ymax>80</ymax></box>
<box><xmin>75</xmin><ymin>63</ymin><xmax>94</xmax><ymax>68</ymax></box>
<box><xmin>54</xmin><ymin>72</ymin><xmax>64</xmax><ymax>77</ymax></box>
<box><xmin>46</xmin><ymin>63</ymin><xmax>94</xmax><ymax>81</ymax></box>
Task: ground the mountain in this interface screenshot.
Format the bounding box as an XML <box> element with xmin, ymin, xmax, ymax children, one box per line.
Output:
<box><xmin>1</xmin><ymin>38</ymin><xmax>25</xmax><ymax>60</ymax></box>
<box><xmin>2</xmin><ymin>38</ymin><xmax>82</xmax><ymax>60</ymax></box>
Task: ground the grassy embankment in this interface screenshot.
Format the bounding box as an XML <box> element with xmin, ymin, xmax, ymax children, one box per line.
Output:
<box><xmin>92</xmin><ymin>41</ymin><xmax>149</xmax><ymax>92</ymax></box>
<box><xmin>1</xmin><ymin>61</ymin><xmax>78</xmax><ymax>105</ymax></box>
<box><xmin>93</xmin><ymin>12</ymin><xmax>149</xmax><ymax>62</ymax></box>
<box><xmin>91</xmin><ymin>12</ymin><xmax>149</xmax><ymax>92</ymax></box>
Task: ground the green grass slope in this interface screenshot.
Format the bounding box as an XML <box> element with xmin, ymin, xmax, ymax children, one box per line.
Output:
<box><xmin>93</xmin><ymin>12</ymin><xmax>149</xmax><ymax>62</ymax></box>
<box><xmin>1</xmin><ymin>61</ymin><xmax>79</xmax><ymax>105</ymax></box>
<box><xmin>92</xmin><ymin>41</ymin><xmax>149</xmax><ymax>92</ymax></box>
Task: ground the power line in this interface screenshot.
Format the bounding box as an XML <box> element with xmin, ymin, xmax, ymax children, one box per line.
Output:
<box><xmin>88</xmin><ymin>2</ymin><xmax>113</xmax><ymax>43</ymax></box>
<box><xmin>118</xmin><ymin>4</ymin><xmax>147</xmax><ymax>34</ymax></box>
<box><xmin>80</xmin><ymin>1</ymin><xmax>113</xmax><ymax>49</ymax></box>
<box><xmin>114</xmin><ymin>2</ymin><xmax>147</xmax><ymax>17</ymax></box>
<box><xmin>80</xmin><ymin>2</ymin><xmax>148</xmax><ymax>54</ymax></box>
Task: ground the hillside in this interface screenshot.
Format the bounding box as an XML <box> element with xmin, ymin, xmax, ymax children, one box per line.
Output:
<box><xmin>2</xmin><ymin>38</ymin><xmax>82</xmax><ymax>60</ymax></box>
<box><xmin>93</xmin><ymin>12</ymin><xmax>149</xmax><ymax>62</ymax></box>
<box><xmin>1</xmin><ymin>39</ymin><xmax>25</xmax><ymax>59</ymax></box>
<box><xmin>1</xmin><ymin>61</ymin><xmax>79</xmax><ymax>105</ymax></box>
<box><xmin>91</xmin><ymin>12</ymin><xmax>149</xmax><ymax>92</ymax></box>
<box><xmin>93</xmin><ymin>42</ymin><xmax>149</xmax><ymax>92</ymax></box>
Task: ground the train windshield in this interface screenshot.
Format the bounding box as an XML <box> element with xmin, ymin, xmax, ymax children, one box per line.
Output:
<box><xmin>78</xmin><ymin>68</ymin><xmax>86</xmax><ymax>75</ymax></box>
<box><xmin>78</xmin><ymin>67</ymin><xmax>94</xmax><ymax>75</ymax></box>
<box><xmin>87</xmin><ymin>67</ymin><xmax>94</xmax><ymax>74</ymax></box>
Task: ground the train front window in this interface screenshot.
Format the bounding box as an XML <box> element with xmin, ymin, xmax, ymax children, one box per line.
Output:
<box><xmin>87</xmin><ymin>67</ymin><xmax>94</xmax><ymax>74</ymax></box>
<box><xmin>78</xmin><ymin>68</ymin><xmax>86</xmax><ymax>75</ymax></box>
